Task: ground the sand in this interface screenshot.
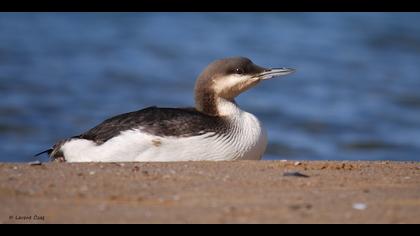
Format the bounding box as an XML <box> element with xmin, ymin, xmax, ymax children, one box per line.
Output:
<box><xmin>0</xmin><ymin>161</ymin><xmax>419</xmax><ymax>224</ymax></box>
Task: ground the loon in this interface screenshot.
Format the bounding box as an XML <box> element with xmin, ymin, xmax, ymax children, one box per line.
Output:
<box><xmin>36</xmin><ymin>57</ymin><xmax>295</xmax><ymax>162</ymax></box>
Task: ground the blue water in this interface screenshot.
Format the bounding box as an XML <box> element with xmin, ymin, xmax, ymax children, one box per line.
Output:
<box><xmin>1</xmin><ymin>13</ymin><xmax>420</xmax><ymax>162</ymax></box>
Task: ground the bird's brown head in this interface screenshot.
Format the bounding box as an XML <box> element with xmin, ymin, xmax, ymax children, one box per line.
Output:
<box><xmin>194</xmin><ymin>57</ymin><xmax>295</xmax><ymax>116</ymax></box>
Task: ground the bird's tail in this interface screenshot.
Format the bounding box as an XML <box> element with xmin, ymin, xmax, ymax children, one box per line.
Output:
<box><xmin>34</xmin><ymin>139</ymin><xmax>69</xmax><ymax>162</ymax></box>
<box><xmin>34</xmin><ymin>149</ymin><xmax>53</xmax><ymax>157</ymax></box>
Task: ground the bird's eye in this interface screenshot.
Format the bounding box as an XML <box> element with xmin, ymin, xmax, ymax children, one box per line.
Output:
<box><xmin>235</xmin><ymin>68</ymin><xmax>244</xmax><ymax>74</ymax></box>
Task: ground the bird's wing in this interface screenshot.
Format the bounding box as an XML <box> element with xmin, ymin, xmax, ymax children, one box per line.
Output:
<box><xmin>76</xmin><ymin>106</ymin><xmax>227</xmax><ymax>143</ymax></box>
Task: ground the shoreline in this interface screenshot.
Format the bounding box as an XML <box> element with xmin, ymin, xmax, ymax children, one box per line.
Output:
<box><xmin>1</xmin><ymin>161</ymin><xmax>419</xmax><ymax>223</ymax></box>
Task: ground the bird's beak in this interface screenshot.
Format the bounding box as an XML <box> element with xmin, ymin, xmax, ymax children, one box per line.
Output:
<box><xmin>253</xmin><ymin>67</ymin><xmax>295</xmax><ymax>80</ymax></box>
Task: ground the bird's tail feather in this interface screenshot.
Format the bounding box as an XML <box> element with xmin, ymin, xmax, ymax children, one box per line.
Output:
<box><xmin>34</xmin><ymin>149</ymin><xmax>53</xmax><ymax>157</ymax></box>
<box><xmin>34</xmin><ymin>138</ymin><xmax>72</xmax><ymax>161</ymax></box>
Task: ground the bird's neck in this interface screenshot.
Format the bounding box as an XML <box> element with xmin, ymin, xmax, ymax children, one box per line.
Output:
<box><xmin>195</xmin><ymin>90</ymin><xmax>241</xmax><ymax>117</ymax></box>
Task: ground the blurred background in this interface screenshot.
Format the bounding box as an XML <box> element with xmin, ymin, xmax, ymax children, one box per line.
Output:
<box><xmin>1</xmin><ymin>13</ymin><xmax>420</xmax><ymax>162</ymax></box>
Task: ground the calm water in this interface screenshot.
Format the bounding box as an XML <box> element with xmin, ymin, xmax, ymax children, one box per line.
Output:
<box><xmin>1</xmin><ymin>13</ymin><xmax>420</xmax><ymax>162</ymax></box>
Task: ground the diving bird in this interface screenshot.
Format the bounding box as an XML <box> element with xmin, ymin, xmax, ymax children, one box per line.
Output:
<box><xmin>36</xmin><ymin>57</ymin><xmax>295</xmax><ymax>162</ymax></box>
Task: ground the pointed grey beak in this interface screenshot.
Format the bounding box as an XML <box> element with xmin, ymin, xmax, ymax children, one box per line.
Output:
<box><xmin>253</xmin><ymin>67</ymin><xmax>295</xmax><ymax>80</ymax></box>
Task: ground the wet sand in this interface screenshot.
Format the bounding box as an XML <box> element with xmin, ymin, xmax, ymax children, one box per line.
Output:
<box><xmin>1</xmin><ymin>161</ymin><xmax>419</xmax><ymax>224</ymax></box>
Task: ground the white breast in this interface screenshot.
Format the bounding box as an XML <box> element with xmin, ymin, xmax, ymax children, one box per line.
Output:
<box><xmin>61</xmin><ymin>106</ymin><xmax>267</xmax><ymax>162</ymax></box>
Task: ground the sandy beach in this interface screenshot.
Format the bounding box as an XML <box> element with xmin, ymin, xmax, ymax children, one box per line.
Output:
<box><xmin>1</xmin><ymin>161</ymin><xmax>419</xmax><ymax>224</ymax></box>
